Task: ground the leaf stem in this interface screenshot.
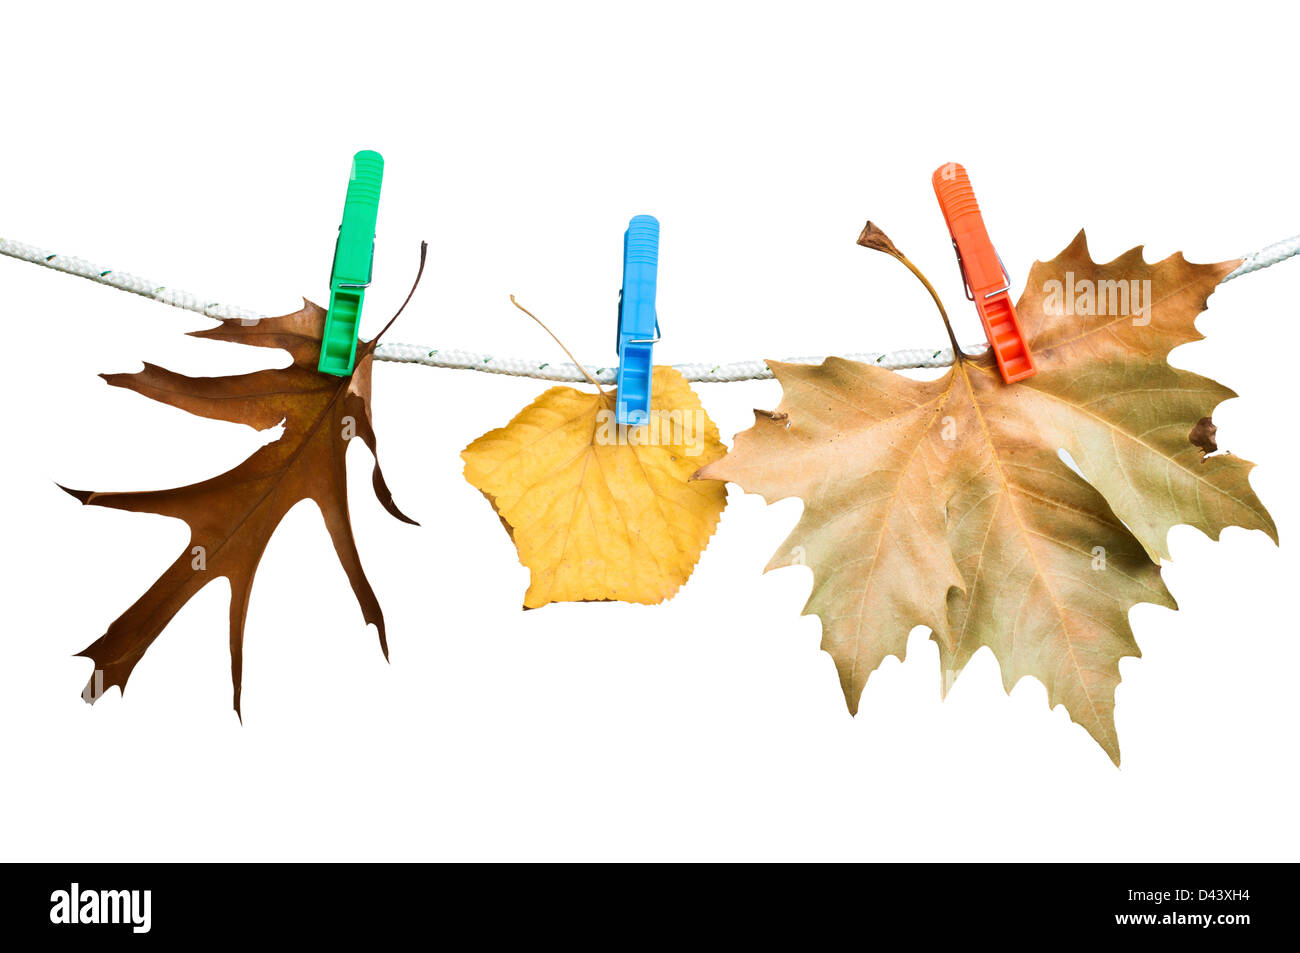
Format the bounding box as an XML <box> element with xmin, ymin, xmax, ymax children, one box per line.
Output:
<box><xmin>857</xmin><ymin>221</ymin><xmax>964</xmax><ymax>364</ymax></box>
<box><xmin>367</xmin><ymin>240</ymin><xmax>429</xmax><ymax>351</ymax></box>
<box><xmin>895</xmin><ymin>252</ymin><xmax>964</xmax><ymax>363</ymax></box>
<box><xmin>509</xmin><ymin>296</ymin><xmax>608</xmax><ymax>393</ymax></box>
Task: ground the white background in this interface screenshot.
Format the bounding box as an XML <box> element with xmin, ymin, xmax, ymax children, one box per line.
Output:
<box><xmin>3</xmin><ymin>1</ymin><xmax>1297</xmax><ymax>861</ymax></box>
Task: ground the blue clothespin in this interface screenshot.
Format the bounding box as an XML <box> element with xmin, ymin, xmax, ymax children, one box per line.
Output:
<box><xmin>615</xmin><ymin>215</ymin><xmax>660</xmax><ymax>426</ymax></box>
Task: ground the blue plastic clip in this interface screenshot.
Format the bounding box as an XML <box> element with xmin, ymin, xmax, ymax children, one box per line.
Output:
<box><xmin>615</xmin><ymin>215</ymin><xmax>660</xmax><ymax>426</ymax></box>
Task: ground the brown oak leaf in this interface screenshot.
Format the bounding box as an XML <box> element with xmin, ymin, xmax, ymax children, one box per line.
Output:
<box><xmin>63</xmin><ymin>300</ymin><xmax>415</xmax><ymax>715</ymax></box>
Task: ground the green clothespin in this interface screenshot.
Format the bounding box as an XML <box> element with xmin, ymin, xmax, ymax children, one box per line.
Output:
<box><xmin>319</xmin><ymin>150</ymin><xmax>384</xmax><ymax>376</ymax></box>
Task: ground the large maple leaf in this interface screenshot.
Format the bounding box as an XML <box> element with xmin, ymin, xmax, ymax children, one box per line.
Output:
<box><xmin>63</xmin><ymin>299</ymin><xmax>416</xmax><ymax>715</ymax></box>
<box><xmin>463</xmin><ymin>366</ymin><xmax>727</xmax><ymax>607</ymax></box>
<box><xmin>697</xmin><ymin>230</ymin><xmax>1276</xmax><ymax>763</ymax></box>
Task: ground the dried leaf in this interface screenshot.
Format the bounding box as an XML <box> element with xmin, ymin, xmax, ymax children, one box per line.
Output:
<box><xmin>462</xmin><ymin>366</ymin><xmax>727</xmax><ymax>607</ymax></box>
<box><xmin>63</xmin><ymin>301</ymin><xmax>415</xmax><ymax>715</ymax></box>
<box><xmin>698</xmin><ymin>231</ymin><xmax>1276</xmax><ymax>763</ymax></box>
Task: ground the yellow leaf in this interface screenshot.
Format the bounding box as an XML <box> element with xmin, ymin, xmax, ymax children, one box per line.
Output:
<box><xmin>462</xmin><ymin>366</ymin><xmax>727</xmax><ymax>608</ymax></box>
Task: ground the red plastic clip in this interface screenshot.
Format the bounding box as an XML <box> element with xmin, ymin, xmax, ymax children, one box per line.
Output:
<box><xmin>931</xmin><ymin>163</ymin><xmax>1035</xmax><ymax>383</ymax></box>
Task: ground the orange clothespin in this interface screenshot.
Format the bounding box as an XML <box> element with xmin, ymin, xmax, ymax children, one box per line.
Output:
<box><xmin>931</xmin><ymin>162</ymin><xmax>1035</xmax><ymax>383</ymax></box>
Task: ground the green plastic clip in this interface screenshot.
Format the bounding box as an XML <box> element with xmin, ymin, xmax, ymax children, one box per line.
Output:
<box><xmin>319</xmin><ymin>150</ymin><xmax>384</xmax><ymax>376</ymax></box>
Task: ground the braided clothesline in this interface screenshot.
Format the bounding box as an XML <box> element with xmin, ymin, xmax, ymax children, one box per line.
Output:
<box><xmin>4</xmin><ymin>232</ymin><xmax>1298</xmax><ymax>383</ymax></box>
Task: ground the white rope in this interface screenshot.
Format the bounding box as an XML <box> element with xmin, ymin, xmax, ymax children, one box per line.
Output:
<box><xmin>4</xmin><ymin>233</ymin><xmax>1297</xmax><ymax>383</ymax></box>
<box><xmin>0</xmin><ymin>238</ymin><xmax>264</xmax><ymax>324</ymax></box>
<box><xmin>1219</xmin><ymin>233</ymin><xmax>1300</xmax><ymax>282</ymax></box>
<box><xmin>371</xmin><ymin>340</ymin><xmax>990</xmax><ymax>382</ymax></box>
